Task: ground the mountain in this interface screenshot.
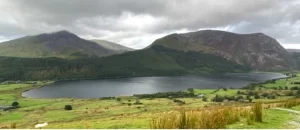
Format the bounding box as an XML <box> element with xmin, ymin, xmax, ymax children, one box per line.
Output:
<box><xmin>0</xmin><ymin>46</ymin><xmax>249</xmax><ymax>81</ymax></box>
<box><xmin>152</xmin><ymin>30</ymin><xmax>294</xmax><ymax>70</ymax></box>
<box><xmin>0</xmin><ymin>30</ymin><xmax>118</xmax><ymax>58</ymax></box>
<box><xmin>91</xmin><ymin>40</ymin><xmax>134</xmax><ymax>53</ymax></box>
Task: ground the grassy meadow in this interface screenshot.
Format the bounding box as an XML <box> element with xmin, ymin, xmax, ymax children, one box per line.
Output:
<box><xmin>1</xmin><ymin>73</ymin><xmax>300</xmax><ymax>128</ymax></box>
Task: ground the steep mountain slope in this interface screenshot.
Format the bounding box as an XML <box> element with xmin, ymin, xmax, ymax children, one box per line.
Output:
<box><xmin>0</xmin><ymin>31</ymin><xmax>117</xmax><ymax>58</ymax></box>
<box><xmin>152</xmin><ymin>30</ymin><xmax>294</xmax><ymax>70</ymax></box>
<box><xmin>0</xmin><ymin>46</ymin><xmax>249</xmax><ymax>81</ymax></box>
<box><xmin>91</xmin><ymin>40</ymin><xmax>134</xmax><ymax>53</ymax></box>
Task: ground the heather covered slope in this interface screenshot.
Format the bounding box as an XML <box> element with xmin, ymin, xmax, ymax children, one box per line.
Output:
<box><xmin>153</xmin><ymin>30</ymin><xmax>294</xmax><ymax>70</ymax></box>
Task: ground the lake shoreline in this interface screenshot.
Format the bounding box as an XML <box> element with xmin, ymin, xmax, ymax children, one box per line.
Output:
<box><xmin>21</xmin><ymin>72</ymin><xmax>288</xmax><ymax>99</ymax></box>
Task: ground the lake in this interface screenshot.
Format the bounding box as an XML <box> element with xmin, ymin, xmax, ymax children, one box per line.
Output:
<box><xmin>22</xmin><ymin>73</ymin><xmax>287</xmax><ymax>98</ymax></box>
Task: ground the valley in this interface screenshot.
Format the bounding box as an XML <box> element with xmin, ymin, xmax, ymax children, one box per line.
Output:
<box><xmin>1</xmin><ymin>72</ymin><xmax>300</xmax><ymax>128</ymax></box>
<box><xmin>0</xmin><ymin>30</ymin><xmax>299</xmax><ymax>129</ymax></box>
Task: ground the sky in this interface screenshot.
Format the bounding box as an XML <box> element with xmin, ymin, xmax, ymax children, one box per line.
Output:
<box><xmin>0</xmin><ymin>0</ymin><xmax>300</xmax><ymax>49</ymax></box>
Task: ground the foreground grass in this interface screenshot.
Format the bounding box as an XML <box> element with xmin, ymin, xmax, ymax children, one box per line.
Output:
<box><xmin>228</xmin><ymin>109</ymin><xmax>295</xmax><ymax>129</ymax></box>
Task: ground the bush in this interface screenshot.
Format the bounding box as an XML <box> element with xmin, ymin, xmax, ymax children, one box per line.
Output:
<box><xmin>248</xmin><ymin>98</ymin><xmax>253</xmax><ymax>102</ymax></box>
<box><xmin>116</xmin><ymin>98</ymin><xmax>121</xmax><ymax>102</ymax></box>
<box><xmin>187</xmin><ymin>88</ymin><xmax>194</xmax><ymax>94</ymax></box>
<box><xmin>235</xmin><ymin>96</ymin><xmax>244</xmax><ymax>101</ymax></box>
<box><xmin>254</xmin><ymin>95</ymin><xmax>260</xmax><ymax>99</ymax></box>
<box><xmin>285</xmin><ymin>91</ymin><xmax>294</xmax><ymax>96</ymax></box>
<box><xmin>64</xmin><ymin>105</ymin><xmax>72</xmax><ymax>110</ymax></box>
<box><xmin>134</xmin><ymin>99</ymin><xmax>143</xmax><ymax>105</ymax></box>
<box><xmin>202</xmin><ymin>97</ymin><xmax>208</xmax><ymax>102</ymax></box>
<box><xmin>223</xmin><ymin>88</ymin><xmax>227</xmax><ymax>91</ymax></box>
<box><xmin>290</xmin><ymin>86</ymin><xmax>299</xmax><ymax>90</ymax></box>
<box><xmin>262</xmin><ymin>93</ymin><xmax>269</xmax><ymax>98</ymax></box>
<box><xmin>212</xmin><ymin>95</ymin><xmax>225</xmax><ymax>102</ymax></box>
<box><xmin>247</xmin><ymin>91</ymin><xmax>255</xmax><ymax>96</ymax></box>
<box><xmin>127</xmin><ymin>103</ymin><xmax>132</xmax><ymax>106</ymax></box>
<box><xmin>11</xmin><ymin>101</ymin><xmax>19</xmax><ymax>107</ymax></box>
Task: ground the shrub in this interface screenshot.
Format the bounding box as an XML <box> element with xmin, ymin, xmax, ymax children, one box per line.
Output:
<box><xmin>248</xmin><ymin>98</ymin><xmax>253</xmax><ymax>102</ymax></box>
<box><xmin>11</xmin><ymin>101</ymin><xmax>19</xmax><ymax>107</ymax></box>
<box><xmin>212</xmin><ymin>95</ymin><xmax>225</xmax><ymax>102</ymax></box>
<box><xmin>254</xmin><ymin>95</ymin><xmax>260</xmax><ymax>99</ymax></box>
<box><xmin>235</xmin><ymin>96</ymin><xmax>244</xmax><ymax>101</ymax></box>
<box><xmin>134</xmin><ymin>99</ymin><xmax>143</xmax><ymax>105</ymax></box>
<box><xmin>284</xmin><ymin>86</ymin><xmax>289</xmax><ymax>90</ymax></box>
<box><xmin>262</xmin><ymin>93</ymin><xmax>269</xmax><ymax>98</ymax></box>
<box><xmin>246</xmin><ymin>95</ymin><xmax>251</xmax><ymax>99</ymax></box>
<box><xmin>127</xmin><ymin>103</ymin><xmax>132</xmax><ymax>106</ymax></box>
<box><xmin>247</xmin><ymin>91</ymin><xmax>255</xmax><ymax>96</ymax></box>
<box><xmin>64</xmin><ymin>105</ymin><xmax>72</xmax><ymax>110</ymax></box>
<box><xmin>187</xmin><ymin>88</ymin><xmax>194</xmax><ymax>94</ymax></box>
<box><xmin>223</xmin><ymin>88</ymin><xmax>227</xmax><ymax>91</ymax></box>
<box><xmin>202</xmin><ymin>97</ymin><xmax>207</xmax><ymax>102</ymax></box>
<box><xmin>285</xmin><ymin>91</ymin><xmax>294</xmax><ymax>96</ymax></box>
<box><xmin>116</xmin><ymin>98</ymin><xmax>121</xmax><ymax>102</ymax></box>
<box><xmin>290</xmin><ymin>86</ymin><xmax>299</xmax><ymax>90</ymax></box>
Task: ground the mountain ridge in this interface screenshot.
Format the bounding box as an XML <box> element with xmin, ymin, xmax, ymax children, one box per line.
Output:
<box><xmin>152</xmin><ymin>30</ymin><xmax>294</xmax><ymax>70</ymax></box>
<box><xmin>0</xmin><ymin>30</ymin><xmax>128</xmax><ymax>58</ymax></box>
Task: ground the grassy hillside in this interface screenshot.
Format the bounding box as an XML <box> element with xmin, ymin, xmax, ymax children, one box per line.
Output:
<box><xmin>0</xmin><ymin>45</ymin><xmax>250</xmax><ymax>81</ymax></box>
<box><xmin>91</xmin><ymin>40</ymin><xmax>134</xmax><ymax>52</ymax></box>
<box><xmin>0</xmin><ymin>31</ymin><xmax>116</xmax><ymax>58</ymax></box>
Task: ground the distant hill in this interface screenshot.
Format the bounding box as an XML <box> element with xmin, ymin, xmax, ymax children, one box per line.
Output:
<box><xmin>152</xmin><ymin>30</ymin><xmax>294</xmax><ymax>70</ymax></box>
<box><xmin>91</xmin><ymin>40</ymin><xmax>134</xmax><ymax>53</ymax></box>
<box><xmin>287</xmin><ymin>49</ymin><xmax>300</xmax><ymax>53</ymax></box>
<box><xmin>0</xmin><ymin>30</ymin><xmax>121</xmax><ymax>58</ymax></box>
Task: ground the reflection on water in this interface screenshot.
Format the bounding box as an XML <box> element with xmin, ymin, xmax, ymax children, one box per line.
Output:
<box><xmin>22</xmin><ymin>73</ymin><xmax>287</xmax><ymax>98</ymax></box>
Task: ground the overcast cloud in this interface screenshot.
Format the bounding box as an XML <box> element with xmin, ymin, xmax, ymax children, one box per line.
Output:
<box><xmin>0</xmin><ymin>0</ymin><xmax>299</xmax><ymax>49</ymax></box>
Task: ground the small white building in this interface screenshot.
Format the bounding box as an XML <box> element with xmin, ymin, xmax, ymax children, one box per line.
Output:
<box><xmin>197</xmin><ymin>94</ymin><xmax>205</xmax><ymax>98</ymax></box>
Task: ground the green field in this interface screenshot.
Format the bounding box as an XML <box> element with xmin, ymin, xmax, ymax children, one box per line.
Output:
<box><xmin>1</xmin><ymin>73</ymin><xmax>300</xmax><ymax>128</ymax></box>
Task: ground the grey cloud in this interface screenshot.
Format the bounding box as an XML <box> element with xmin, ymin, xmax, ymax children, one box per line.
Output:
<box><xmin>0</xmin><ymin>0</ymin><xmax>299</xmax><ymax>49</ymax></box>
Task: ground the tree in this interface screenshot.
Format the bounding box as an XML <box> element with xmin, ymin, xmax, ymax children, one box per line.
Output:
<box><xmin>248</xmin><ymin>98</ymin><xmax>253</xmax><ymax>102</ymax></box>
<box><xmin>187</xmin><ymin>88</ymin><xmax>194</xmax><ymax>94</ymax></box>
<box><xmin>11</xmin><ymin>101</ymin><xmax>19</xmax><ymax>107</ymax></box>
<box><xmin>262</xmin><ymin>93</ymin><xmax>269</xmax><ymax>98</ymax></box>
<box><xmin>116</xmin><ymin>98</ymin><xmax>121</xmax><ymax>102</ymax></box>
<box><xmin>254</xmin><ymin>95</ymin><xmax>260</xmax><ymax>99</ymax></box>
<box><xmin>64</xmin><ymin>105</ymin><xmax>72</xmax><ymax>110</ymax></box>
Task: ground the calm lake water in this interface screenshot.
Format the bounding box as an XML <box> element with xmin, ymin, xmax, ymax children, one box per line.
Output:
<box><xmin>22</xmin><ymin>73</ymin><xmax>287</xmax><ymax>98</ymax></box>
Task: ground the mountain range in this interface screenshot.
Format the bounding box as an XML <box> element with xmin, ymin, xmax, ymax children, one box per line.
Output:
<box><xmin>0</xmin><ymin>30</ymin><xmax>296</xmax><ymax>81</ymax></box>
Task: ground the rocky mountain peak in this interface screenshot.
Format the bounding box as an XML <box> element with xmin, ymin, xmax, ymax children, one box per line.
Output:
<box><xmin>152</xmin><ymin>30</ymin><xmax>294</xmax><ymax>70</ymax></box>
